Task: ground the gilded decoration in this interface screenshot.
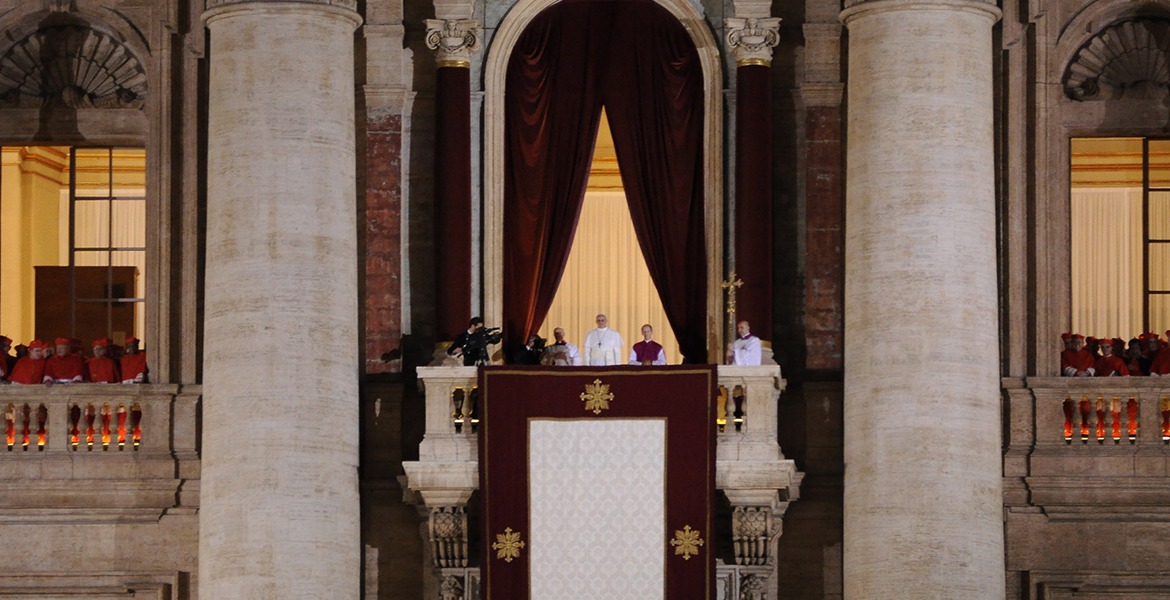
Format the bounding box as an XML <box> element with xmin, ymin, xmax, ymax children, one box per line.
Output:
<box><xmin>424</xmin><ymin>19</ymin><xmax>481</xmax><ymax>68</ymax></box>
<box><xmin>492</xmin><ymin>527</ymin><xmax>525</xmax><ymax>563</ymax></box>
<box><xmin>580</xmin><ymin>379</ymin><xmax>615</xmax><ymax>415</ymax></box>
<box><xmin>670</xmin><ymin>525</ymin><xmax>704</xmax><ymax>560</ymax></box>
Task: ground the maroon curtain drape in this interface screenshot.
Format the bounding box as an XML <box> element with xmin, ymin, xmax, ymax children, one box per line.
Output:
<box><xmin>503</xmin><ymin>0</ymin><xmax>707</xmax><ymax>363</ymax></box>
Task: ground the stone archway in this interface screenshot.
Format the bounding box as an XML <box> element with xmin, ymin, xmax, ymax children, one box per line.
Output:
<box><xmin>481</xmin><ymin>0</ymin><xmax>726</xmax><ymax>361</ymax></box>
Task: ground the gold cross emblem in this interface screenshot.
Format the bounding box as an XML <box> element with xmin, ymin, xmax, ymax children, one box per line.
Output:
<box><xmin>580</xmin><ymin>379</ymin><xmax>615</xmax><ymax>415</ymax></box>
<box><xmin>670</xmin><ymin>525</ymin><xmax>705</xmax><ymax>561</ymax></box>
<box><xmin>492</xmin><ymin>527</ymin><xmax>525</xmax><ymax>563</ymax></box>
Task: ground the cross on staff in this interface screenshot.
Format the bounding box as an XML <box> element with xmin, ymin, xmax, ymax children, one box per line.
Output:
<box><xmin>722</xmin><ymin>272</ymin><xmax>744</xmax><ymax>315</ymax></box>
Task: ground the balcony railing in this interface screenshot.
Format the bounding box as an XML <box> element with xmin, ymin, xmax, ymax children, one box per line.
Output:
<box><xmin>402</xmin><ymin>365</ymin><xmax>802</xmax><ymax>599</ymax></box>
<box><xmin>1003</xmin><ymin>377</ymin><xmax>1170</xmax><ymax>521</ymax></box>
<box><xmin>0</xmin><ymin>384</ymin><xmax>201</xmax><ymax>523</ymax></box>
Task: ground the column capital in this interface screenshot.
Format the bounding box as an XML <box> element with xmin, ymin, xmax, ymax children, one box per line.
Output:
<box><xmin>726</xmin><ymin>17</ymin><xmax>781</xmax><ymax>67</ymax></box>
<box><xmin>425</xmin><ymin>19</ymin><xmax>481</xmax><ymax>69</ymax></box>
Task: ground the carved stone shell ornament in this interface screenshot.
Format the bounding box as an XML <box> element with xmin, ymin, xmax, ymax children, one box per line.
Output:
<box><xmin>0</xmin><ymin>24</ymin><xmax>147</xmax><ymax>109</ymax></box>
<box><xmin>1064</xmin><ymin>18</ymin><xmax>1170</xmax><ymax>101</ymax></box>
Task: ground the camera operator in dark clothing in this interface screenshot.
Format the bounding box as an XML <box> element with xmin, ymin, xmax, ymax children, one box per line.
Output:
<box><xmin>511</xmin><ymin>334</ymin><xmax>545</xmax><ymax>365</ymax></box>
<box><xmin>447</xmin><ymin>317</ymin><xmax>502</xmax><ymax>366</ymax></box>
<box><xmin>448</xmin><ymin>317</ymin><xmax>484</xmax><ymax>366</ymax></box>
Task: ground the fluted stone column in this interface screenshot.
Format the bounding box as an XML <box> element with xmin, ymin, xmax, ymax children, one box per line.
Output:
<box><xmin>201</xmin><ymin>2</ymin><xmax>361</xmax><ymax>598</ymax></box>
<box><xmin>840</xmin><ymin>1</ymin><xmax>1003</xmax><ymax>598</ymax></box>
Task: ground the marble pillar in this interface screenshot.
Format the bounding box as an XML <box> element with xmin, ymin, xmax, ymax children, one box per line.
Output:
<box><xmin>726</xmin><ymin>17</ymin><xmax>780</xmax><ymax>340</ymax></box>
<box><xmin>426</xmin><ymin>19</ymin><xmax>479</xmax><ymax>342</ymax></box>
<box><xmin>840</xmin><ymin>0</ymin><xmax>1003</xmax><ymax>598</ymax></box>
<box><xmin>201</xmin><ymin>2</ymin><xmax>361</xmax><ymax>598</ymax></box>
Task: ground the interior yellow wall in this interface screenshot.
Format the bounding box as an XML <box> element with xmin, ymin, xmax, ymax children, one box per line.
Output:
<box><xmin>1</xmin><ymin>147</ymin><xmax>148</xmax><ymax>345</ymax></box>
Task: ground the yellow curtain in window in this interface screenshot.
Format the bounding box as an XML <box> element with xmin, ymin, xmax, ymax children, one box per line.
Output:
<box><xmin>539</xmin><ymin>191</ymin><xmax>682</xmax><ymax>364</ymax></box>
<box><xmin>1071</xmin><ymin>187</ymin><xmax>1143</xmax><ymax>337</ymax></box>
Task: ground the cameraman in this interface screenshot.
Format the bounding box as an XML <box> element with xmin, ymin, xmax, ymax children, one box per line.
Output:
<box><xmin>511</xmin><ymin>334</ymin><xmax>545</xmax><ymax>365</ymax></box>
<box><xmin>447</xmin><ymin>317</ymin><xmax>484</xmax><ymax>366</ymax></box>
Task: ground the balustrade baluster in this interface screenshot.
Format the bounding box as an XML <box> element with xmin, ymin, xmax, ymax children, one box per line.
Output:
<box><xmin>116</xmin><ymin>404</ymin><xmax>127</xmax><ymax>449</ymax></box>
<box><xmin>100</xmin><ymin>403</ymin><xmax>112</xmax><ymax>450</ymax></box>
<box><xmin>5</xmin><ymin>403</ymin><xmax>14</xmax><ymax>450</ymax></box>
<box><xmin>68</xmin><ymin>404</ymin><xmax>81</xmax><ymax>450</ymax></box>
<box><xmin>85</xmin><ymin>404</ymin><xmax>96</xmax><ymax>450</ymax></box>
<box><xmin>131</xmin><ymin>403</ymin><xmax>142</xmax><ymax>449</ymax></box>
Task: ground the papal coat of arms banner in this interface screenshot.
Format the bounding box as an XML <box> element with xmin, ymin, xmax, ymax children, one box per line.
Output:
<box><xmin>479</xmin><ymin>365</ymin><xmax>717</xmax><ymax>599</ymax></box>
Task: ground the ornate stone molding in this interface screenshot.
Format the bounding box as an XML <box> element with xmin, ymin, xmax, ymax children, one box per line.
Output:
<box><xmin>429</xmin><ymin>506</ymin><xmax>470</xmax><ymax>568</ymax></box>
<box><xmin>206</xmin><ymin>0</ymin><xmax>358</xmax><ymax>9</ymax></box>
<box><xmin>726</xmin><ymin>17</ymin><xmax>780</xmax><ymax>67</ymax></box>
<box><xmin>739</xmin><ymin>574</ymin><xmax>767</xmax><ymax>600</ymax></box>
<box><xmin>425</xmin><ymin>19</ymin><xmax>481</xmax><ymax>69</ymax></box>
<box><xmin>731</xmin><ymin>506</ymin><xmax>774</xmax><ymax>566</ymax></box>
<box><xmin>1064</xmin><ymin>18</ymin><xmax>1170</xmax><ymax>101</ymax></box>
<box><xmin>0</xmin><ymin>23</ymin><xmax>147</xmax><ymax>109</ymax></box>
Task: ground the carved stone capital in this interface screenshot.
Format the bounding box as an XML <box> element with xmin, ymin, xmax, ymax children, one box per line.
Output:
<box><xmin>731</xmin><ymin>505</ymin><xmax>775</xmax><ymax>566</ymax></box>
<box><xmin>739</xmin><ymin>574</ymin><xmax>767</xmax><ymax>600</ymax></box>
<box><xmin>440</xmin><ymin>574</ymin><xmax>464</xmax><ymax>600</ymax></box>
<box><xmin>726</xmin><ymin>17</ymin><xmax>781</xmax><ymax>67</ymax></box>
<box><xmin>428</xmin><ymin>506</ymin><xmax>470</xmax><ymax>568</ymax></box>
<box><xmin>425</xmin><ymin>19</ymin><xmax>481</xmax><ymax>69</ymax></box>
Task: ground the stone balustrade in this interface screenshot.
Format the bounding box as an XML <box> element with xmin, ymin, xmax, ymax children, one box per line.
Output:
<box><xmin>0</xmin><ymin>384</ymin><xmax>201</xmax><ymax>523</ymax></box>
<box><xmin>403</xmin><ymin>365</ymin><xmax>802</xmax><ymax>599</ymax></box>
<box><xmin>1004</xmin><ymin>377</ymin><xmax>1170</xmax><ymax>521</ymax></box>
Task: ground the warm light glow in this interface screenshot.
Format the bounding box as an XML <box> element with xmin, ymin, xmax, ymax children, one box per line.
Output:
<box><xmin>101</xmin><ymin>404</ymin><xmax>111</xmax><ymax>448</ymax></box>
<box><xmin>131</xmin><ymin>404</ymin><xmax>142</xmax><ymax>448</ymax></box>
<box><xmin>116</xmin><ymin>405</ymin><xmax>127</xmax><ymax>448</ymax></box>
<box><xmin>540</xmin><ymin>189</ymin><xmax>682</xmax><ymax>365</ymax></box>
<box><xmin>85</xmin><ymin>404</ymin><xmax>96</xmax><ymax>448</ymax></box>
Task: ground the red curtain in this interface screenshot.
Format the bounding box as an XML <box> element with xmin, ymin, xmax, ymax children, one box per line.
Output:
<box><xmin>503</xmin><ymin>0</ymin><xmax>708</xmax><ymax>363</ymax></box>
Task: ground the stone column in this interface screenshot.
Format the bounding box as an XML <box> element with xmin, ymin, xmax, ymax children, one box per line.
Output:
<box><xmin>426</xmin><ymin>19</ymin><xmax>479</xmax><ymax>341</ymax></box>
<box><xmin>839</xmin><ymin>1</ymin><xmax>1003</xmax><ymax>598</ymax></box>
<box><xmin>726</xmin><ymin>17</ymin><xmax>780</xmax><ymax>342</ymax></box>
<box><xmin>201</xmin><ymin>2</ymin><xmax>361</xmax><ymax>598</ymax></box>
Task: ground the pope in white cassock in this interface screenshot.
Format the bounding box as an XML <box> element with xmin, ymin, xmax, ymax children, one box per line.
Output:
<box><xmin>583</xmin><ymin>314</ymin><xmax>625</xmax><ymax>366</ymax></box>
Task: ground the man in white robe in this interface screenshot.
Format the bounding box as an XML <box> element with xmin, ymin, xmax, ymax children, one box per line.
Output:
<box><xmin>583</xmin><ymin>314</ymin><xmax>625</xmax><ymax>366</ymax></box>
<box><xmin>725</xmin><ymin>320</ymin><xmax>762</xmax><ymax>365</ymax></box>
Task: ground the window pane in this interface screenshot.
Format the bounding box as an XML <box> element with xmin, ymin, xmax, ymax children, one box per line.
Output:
<box><xmin>73</xmin><ymin>250</ymin><xmax>108</xmax><ymax>267</ymax></box>
<box><xmin>111</xmin><ymin>252</ymin><xmax>144</xmax><ymax>300</ymax></box>
<box><xmin>1150</xmin><ymin>294</ymin><xmax>1170</xmax><ymax>336</ymax></box>
<box><xmin>1151</xmin><ymin>140</ymin><xmax>1170</xmax><ymax>188</ymax></box>
<box><xmin>73</xmin><ymin>148</ymin><xmax>111</xmax><ymax>193</ymax></box>
<box><xmin>1070</xmin><ymin>185</ymin><xmax>1144</xmax><ymax>336</ymax></box>
<box><xmin>111</xmin><ymin>200</ymin><xmax>145</xmax><ymax>247</ymax></box>
<box><xmin>1151</xmin><ymin>244</ymin><xmax>1170</xmax><ymax>291</ymax></box>
<box><xmin>73</xmin><ymin>200</ymin><xmax>110</xmax><ymax>247</ymax></box>
<box><xmin>111</xmin><ymin>148</ymin><xmax>147</xmax><ymax>190</ymax></box>
<box><xmin>1153</xmin><ymin>192</ymin><xmax>1170</xmax><ymax>240</ymax></box>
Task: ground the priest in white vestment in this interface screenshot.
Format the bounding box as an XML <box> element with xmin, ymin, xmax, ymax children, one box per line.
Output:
<box><xmin>726</xmin><ymin>320</ymin><xmax>762</xmax><ymax>365</ymax></box>
<box><xmin>583</xmin><ymin>314</ymin><xmax>625</xmax><ymax>366</ymax></box>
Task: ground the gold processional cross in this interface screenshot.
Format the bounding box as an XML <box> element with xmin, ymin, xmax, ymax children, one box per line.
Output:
<box><xmin>722</xmin><ymin>272</ymin><xmax>744</xmax><ymax>340</ymax></box>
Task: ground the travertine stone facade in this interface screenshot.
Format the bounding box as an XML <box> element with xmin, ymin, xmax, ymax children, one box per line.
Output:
<box><xmin>201</xmin><ymin>2</ymin><xmax>362</xmax><ymax>599</ymax></box>
<box><xmin>840</xmin><ymin>0</ymin><xmax>1003</xmax><ymax>598</ymax></box>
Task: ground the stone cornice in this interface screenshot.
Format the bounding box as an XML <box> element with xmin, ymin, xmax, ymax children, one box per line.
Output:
<box><xmin>840</xmin><ymin>0</ymin><xmax>1001</xmax><ymax>25</ymax></box>
<box><xmin>206</xmin><ymin>0</ymin><xmax>357</xmax><ymax>10</ymax></box>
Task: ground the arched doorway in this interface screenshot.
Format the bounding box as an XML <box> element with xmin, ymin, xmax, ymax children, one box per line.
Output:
<box><xmin>482</xmin><ymin>0</ymin><xmax>724</xmax><ymax>363</ymax></box>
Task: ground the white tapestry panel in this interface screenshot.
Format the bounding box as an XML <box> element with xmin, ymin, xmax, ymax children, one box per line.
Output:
<box><xmin>529</xmin><ymin>419</ymin><xmax>666</xmax><ymax>600</ymax></box>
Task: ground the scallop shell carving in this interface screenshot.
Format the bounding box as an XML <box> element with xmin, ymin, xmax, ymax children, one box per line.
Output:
<box><xmin>0</xmin><ymin>24</ymin><xmax>147</xmax><ymax>109</ymax></box>
<box><xmin>1064</xmin><ymin>19</ymin><xmax>1170</xmax><ymax>101</ymax></box>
